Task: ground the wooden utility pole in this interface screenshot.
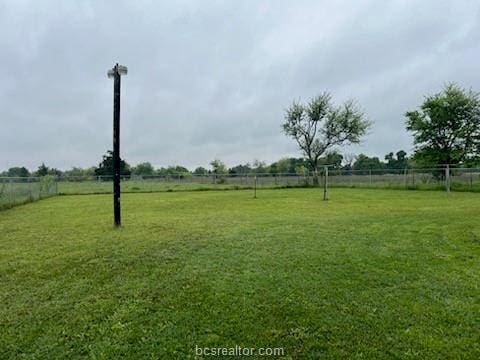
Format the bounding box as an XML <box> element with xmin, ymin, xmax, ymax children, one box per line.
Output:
<box><xmin>108</xmin><ymin>63</ymin><xmax>128</xmax><ymax>227</ymax></box>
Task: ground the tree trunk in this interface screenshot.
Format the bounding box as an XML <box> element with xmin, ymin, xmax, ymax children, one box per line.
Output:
<box><xmin>312</xmin><ymin>167</ymin><xmax>319</xmax><ymax>186</ymax></box>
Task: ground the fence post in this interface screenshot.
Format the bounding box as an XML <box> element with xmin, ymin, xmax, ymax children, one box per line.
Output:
<box><xmin>254</xmin><ymin>176</ymin><xmax>257</xmax><ymax>198</ymax></box>
<box><xmin>403</xmin><ymin>168</ymin><xmax>407</xmax><ymax>188</ymax></box>
<box><xmin>323</xmin><ymin>166</ymin><xmax>329</xmax><ymax>201</ymax></box>
<box><xmin>28</xmin><ymin>177</ymin><xmax>33</xmax><ymax>200</ymax></box>
<box><xmin>10</xmin><ymin>178</ymin><xmax>15</xmax><ymax>205</ymax></box>
<box><xmin>445</xmin><ymin>165</ymin><xmax>450</xmax><ymax>193</ymax></box>
<box><xmin>369</xmin><ymin>169</ymin><xmax>372</xmax><ymax>186</ymax></box>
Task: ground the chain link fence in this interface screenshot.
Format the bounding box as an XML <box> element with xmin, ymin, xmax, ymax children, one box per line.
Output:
<box><xmin>52</xmin><ymin>167</ymin><xmax>480</xmax><ymax>194</ymax></box>
<box><xmin>1</xmin><ymin>167</ymin><xmax>480</xmax><ymax>210</ymax></box>
<box><xmin>0</xmin><ymin>176</ymin><xmax>58</xmax><ymax>210</ymax></box>
<box><xmin>326</xmin><ymin>167</ymin><xmax>480</xmax><ymax>191</ymax></box>
<box><xmin>54</xmin><ymin>173</ymin><xmax>306</xmax><ymax>194</ymax></box>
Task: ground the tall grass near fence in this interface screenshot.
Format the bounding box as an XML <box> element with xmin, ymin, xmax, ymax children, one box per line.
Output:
<box><xmin>0</xmin><ymin>176</ymin><xmax>58</xmax><ymax>210</ymax></box>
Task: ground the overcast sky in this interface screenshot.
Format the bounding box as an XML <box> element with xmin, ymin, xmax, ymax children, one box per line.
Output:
<box><xmin>1</xmin><ymin>0</ymin><xmax>480</xmax><ymax>171</ymax></box>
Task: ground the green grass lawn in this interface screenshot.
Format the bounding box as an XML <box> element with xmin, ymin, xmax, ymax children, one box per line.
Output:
<box><xmin>55</xmin><ymin>177</ymin><xmax>480</xmax><ymax>196</ymax></box>
<box><xmin>0</xmin><ymin>188</ymin><xmax>479</xmax><ymax>359</ymax></box>
<box><xmin>56</xmin><ymin>180</ymin><xmax>246</xmax><ymax>195</ymax></box>
<box><xmin>56</xmin><ymin>177</ymin><xmax>302</xmax><ymax>195</ymax></box>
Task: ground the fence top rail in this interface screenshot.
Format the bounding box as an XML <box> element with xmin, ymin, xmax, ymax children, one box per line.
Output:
<box><xmin>0</xmin><ymin>176</ymin><xmax>42</xmax><ymax>182</ymax></box>
<box><xmin>2</xmin><ymin>166</ymin><xmax>480</xmax><ymax>182</ymax></box>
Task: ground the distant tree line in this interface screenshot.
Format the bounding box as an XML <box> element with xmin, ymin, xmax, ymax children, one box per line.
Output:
<box><xmin>3</xmin><ymin>147</ymin><xmax>479</xmax><ymax>179</ymax></box>
<box><xmin>0</xmin><ymin>149</ymin><xmax>434</xmax><ymax>178</ymax></box>
<box><xmin>0</xmin><ymin>163</ymin><xmax>67</xmax><ymax>178</ymax></box>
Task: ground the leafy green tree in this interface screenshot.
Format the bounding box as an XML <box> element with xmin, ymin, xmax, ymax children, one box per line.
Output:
<box><xmin>155</xmin><ymin>167</ymin><xmax>168</xmax><ymax>176</ymax></box>
<box><xmin>64</xmin><ymin>167</ymin><xmax>96</xmax><ymax>177</ymax></box>
<box><xmin>283</xmin><ymin>92</ymin><xmax>370</xmax><ymax>184</ymax></box>
<box><xmin>295</xmin><ymin>165</ymin><xmax>308</xmax><ymax>176</ymax></box>
<box><xmin>353</xmin><ymin>154</ymin><xmax>385</xmax><ymax>173</ymax></box>
<box><xmin>210</xmin><ymin>159</ymin><xmax>227</xmax><ymax>175</ymax></box>
<box><xmin>193</xmin><ymin>167</ymin><xmax>208</xmax><ymax>175</ymax></box>
<box><xmin>251</xmin><ymin>160</ymin><xmax>268</xmax><ymax>174</ymax></box>
<box><xmin>48</xmin><ymin>168</ymin><xmax>63</xmax><ymax>177</ymax></box>
<box><xmin>155</xmin><ymin>166</ymin><xmax>190</xmax><ymax>177</ymax></box>
<box><xmin>131</xmin><ymin>162</ymin><xmax>154</xmax><ymax>176</ymax></box>
<box><xmin>6</xmin><ymin>167</ymin><xmax>30</xmax><ymax>177</ymax></box>
<box><xmin>269</xmin><ymin>158</ymin><xmax>290</xmax><ymax>174</ymax></box>
<box><xmin>94</xmin><ymin>151</ymin><xmax>131</xmax><ymax>177</ymax></box>
<box><xmin>406</xmin><ymin>84</ymin><xmax>480</xmax><ymax>167</ymax></box>
<box><xmin>385</xmin><ymin>152</ymin><xmax>394</xmax><ymax>164</ymax></box>
<box><xmin>228</xmin><ymin>164</ymin><xmax>251</xmax><ymax>174</ymax></box>
<box><xmin>269</xmin><ymin>158</ymin><xmax>309</xmax><ymax>174</ymax></box>
<box><xmin>319</xmin><ymin>151</ymin><xmax>343</xmax><ymax>169</ymax></box>
<box><xmin>176</xmin><ymin>166</ymin><xmax>189</xmax><ymax>174</ymax></box>
<box><xmin>384</xmin><ymin>150</ymin><xmax>408</xmax><ymax>169</ymax></box>
<box><xmin>64</xmin><ymin>167</ymin><xmax>85</xmax><ymax>177</ymax></box>
<box><xmin>397</xmin><ymin>150</ymin><xmax>407</xmax><ymax>163</ymax></box>
<box><xmin>168</xmin><ymin>166</ymin><xmax>190</xmax><ymax>177</ymax></box>
<box><xmin>36</xmin><ymin>163</ymin><xmax>49</xmax><ymax>177</ymax></box>
<box><xmin>84</xmin><ymin>167</ymin><xmax>96</xmax><ymax>176</ymax></box>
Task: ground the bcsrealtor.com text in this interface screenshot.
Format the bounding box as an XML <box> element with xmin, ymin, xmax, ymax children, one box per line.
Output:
<box><xmin>195</xmin><ymin>345</ymin><xmax>285</xmax><ymax>357</ymax></box>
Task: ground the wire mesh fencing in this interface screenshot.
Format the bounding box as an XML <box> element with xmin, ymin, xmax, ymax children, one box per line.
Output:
<box><xmin>0</xmin><ymin>176</ymin><xmax>58</xmax><ymax>210</ymax></box>
<box><xmin>54</xmin><ymin>173</ymin><xmax>307</xmax><ymax>195</ymax></box>
<box><xmin>324</xmin><ymin>167</ymin><xmax>480</xmax><ymax>192</ymax></box>
<box><xmin>1</xmin><ymin>166</ymin><xmax>480</xmax><ymax>210</ymax></box>
<box><xmin>53</xmin><ymin>167</ymin><xmax>480</xmax><ymax>195</ymax></box>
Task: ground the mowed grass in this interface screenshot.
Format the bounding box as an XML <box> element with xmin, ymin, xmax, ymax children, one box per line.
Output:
<box><xmin>56</xmin><ymin>180</ymin><xmax>248</xmax><ymax>195</ymax></box>
<box><xmin>56</xmin><ymin>177</ymin><xmax>301</xmax><ymax>195</ymax></box>
<box><xmin>0</xmin><ymin>189</ymin><xmax>479</xmax><ymax>359</ymax></box>
<box><xmin>55</xmin><ymin>177</ymin><xmax>480</xmax><ymax>197</ymax></box>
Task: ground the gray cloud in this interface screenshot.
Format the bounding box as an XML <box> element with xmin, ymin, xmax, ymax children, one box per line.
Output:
<box><xmin>1</xmin><ymin>0</ymin><xmax>479</xmax><ymax>170</ymax></box>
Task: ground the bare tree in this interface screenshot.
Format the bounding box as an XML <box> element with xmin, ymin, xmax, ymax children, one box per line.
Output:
<box><xmin>283</xmin><ymin>92</ymin><xmax>370</xmax><ymax>184</ymax></box>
